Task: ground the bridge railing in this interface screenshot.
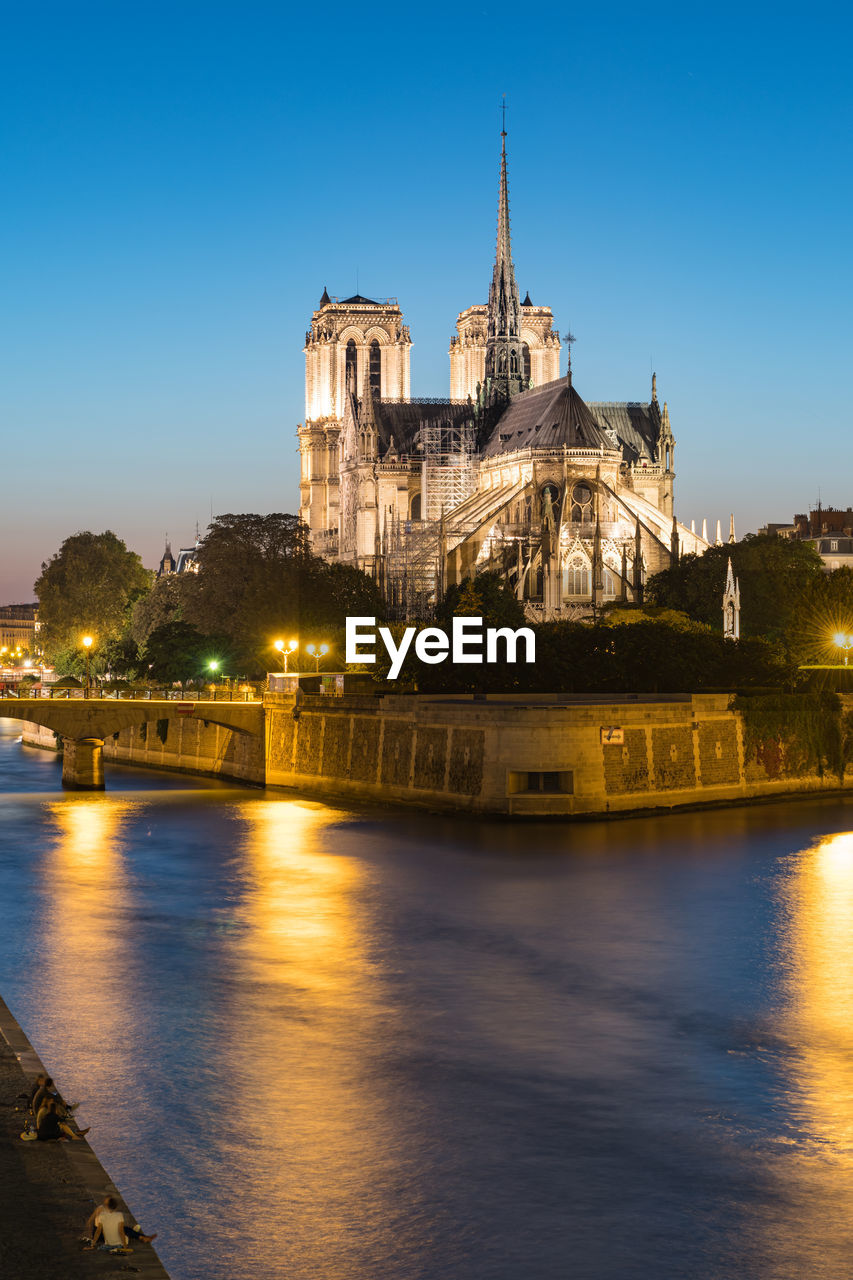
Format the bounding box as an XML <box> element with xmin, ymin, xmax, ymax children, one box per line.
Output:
<box><xmin>0</xmin><ymin>688</ymin><xmax>263</xmax><ymax>703</ymax></box>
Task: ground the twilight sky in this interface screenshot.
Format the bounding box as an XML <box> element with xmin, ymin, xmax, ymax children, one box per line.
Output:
<box><xmin>2</xmin><ymin>1</ymin><xmax>851</xmax><ymax>602</ymax></box>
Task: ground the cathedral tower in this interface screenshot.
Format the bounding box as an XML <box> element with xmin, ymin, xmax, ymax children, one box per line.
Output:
<box><xmin>484</xmin><ymin>126</ymin><xmax>525</xmax><ymax>402</ymax></box>
<box><xmin>450</xmin><ymin>132</ymin><xmax>560</xmax><ymax>401</ymax></box>
<box><xmin>299</xmin><ymin>291</ymin><xmax>412</xmax><ymax>543</ymax></box>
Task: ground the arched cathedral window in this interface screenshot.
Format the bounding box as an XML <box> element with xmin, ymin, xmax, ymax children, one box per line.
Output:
<box><xmin>369</xmin><ymin>340</ymin><xmax>382</xmax><ymax>399</ymax></box>
<box><xmin>522</xmin><ymin>342</ymin><xmax>531</xmax><ymax>385</ymax></box>
<box><xmin>570</xmin><ymin>482</ymin><xmax>593</xmax><ymax>523</ymax></box>
<box><xmin>345</xmin><ymin>340</ymin><xmax>357</xmax><ymax>393</ymax></box>
<box><xmin>603</xmin><ymin>569</ymin><xmax>616</xmax><ymax>596</ymax></box>
<box><xmin>563</xmin><ymin>563</ymin><xmax>591</xmax><ymax>597</ymax></box>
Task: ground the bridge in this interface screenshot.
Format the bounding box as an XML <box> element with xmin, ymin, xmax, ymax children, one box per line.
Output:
<box><xmin>0</xmin><ymin>698</ymin><xmax>265</xmax><ymax>789</ymax></box>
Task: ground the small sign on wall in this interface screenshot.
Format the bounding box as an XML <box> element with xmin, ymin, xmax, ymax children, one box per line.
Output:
<box><xmin>601</xmin><ymin>726</ymin><xmax>624</xmax><ymax>745</ymax></box>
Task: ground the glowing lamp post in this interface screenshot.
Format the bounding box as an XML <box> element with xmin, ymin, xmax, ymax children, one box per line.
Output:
<box><xmin>273</xmin><ymin>639</ymin><xmax>298</xmax><ymax>674</ymax></box>
<box><xmin>834</xmin><ymin>632</ymin><xmax>853</xmax><ymax>667</ymax></box>
<box><xmin>82</xmin><ymin>635</ymin><xmax>93</xmax><ymax>697</ymax></box>
<box><xmin>306</xmin><ymin>642</ymin><xmax>330</xmax><ymax>673</ymax></box>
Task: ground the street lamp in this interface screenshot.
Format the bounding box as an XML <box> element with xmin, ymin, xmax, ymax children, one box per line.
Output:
<box><xmin>82</xmin><ymin>635</ymin><xmax>93</xmax><ymax>697</ymax></box>
<box><xmin>273</xmin><ymin>638</ymin><xmax>298</xmax><ymax>674</ymax></box>
<box><xmin>834</xmin><ymin>632</ymin><xmax>853</xmax><ymax>666</ymax></box>
<box><xmin>306</xmin><ymin>642</ymin><xmax>330</xmax><ymax>673</ymax></box>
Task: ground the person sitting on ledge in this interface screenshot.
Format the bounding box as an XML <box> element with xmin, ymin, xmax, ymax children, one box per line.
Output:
<box><xmin>85</xmin><ymin>1195</ymin><xmax>157</xmax><ymax>1247</ymax></box>
<box><xmin>37</xmin><ymin>1100</ymin><xmax>89</xmax><ymax>1142</ymax></box>
<box><xmin>26</xmin><ymin>1073</ymin><xmax>47</xmax><ymax>1114</ymax></box>
<box><xmin>32</xmin><ymin>1075</ymin><xmax>78</xmax><ymax>1121</ymax></box>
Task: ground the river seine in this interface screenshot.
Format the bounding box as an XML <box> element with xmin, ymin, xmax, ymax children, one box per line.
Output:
<box><xmin>3</xmin><ymin>718</ymin><xmax>853</xmax><ymax>1279</ymax></box>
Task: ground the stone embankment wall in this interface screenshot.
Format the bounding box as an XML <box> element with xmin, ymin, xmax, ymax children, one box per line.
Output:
<box><xmin>22</xmin><ymin>716</ymin><xmax>264</xmax><ymax>786</ymax></box>
<box><xmin>19</xmin><ymin>693</ymin><xmax>853</xmax><ymax>817</ymax></box>
<box><xmin>264</xmin><ymin>692</ymin><xmax>850</xmax><ymax>816</ymax></box>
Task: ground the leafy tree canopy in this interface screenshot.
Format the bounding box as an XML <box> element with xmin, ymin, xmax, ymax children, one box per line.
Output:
<box><xmin>645</xmin><ymin>534</ymin><xmax>822</xmax><ymax>643</ymax></box>
<box><xmin>602</xmin><ymin>606</ymin><xmax>711</xmax><ymax>634</ymax></box>
<box><xmin>130</xmin><ymin>574</ymin><xmax>191</xmax><ymax>647</ymax></box>
<box><xmin>788</xmin><ymin>566</ymin><xmax>853</xmax><ymax>666</ymax></box>
<box><xmin>34</xmin><ymin>530</ymin><xmax>152</xmax><ymax>666</ymax></box>
<box><xmin>180</xmin><ymin>513</ymin><xmax>384</xmax><ymax>673</ymax></box>
<box><xmin>435</xmin><ymin>570</ymin><xmax>526</xmax><ymax>630</ymax></box>
<box><xmin>143</xmin><ymin>620</ymin><xmax>237</xmax><ymax>685</ymax></box>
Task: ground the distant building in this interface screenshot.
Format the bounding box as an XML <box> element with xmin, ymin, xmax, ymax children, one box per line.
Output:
<box><xmin>0</xmin><ymin>604</ymin><xmax>39</xmax><ymax>654</ymax></box>
<box><xmin>811</xmin><ymin>535</ymin><xmax>853</xmax><ymax>572</ymax></box>
<box><xmin>760</xmin><ymin>505</ymin><xmax>853</xmax><ymax>572</ymax></box>
<box><xmin>157</xmin><ymin>538</ymin><xmax>200</xmax><ymax>577</ymax></box>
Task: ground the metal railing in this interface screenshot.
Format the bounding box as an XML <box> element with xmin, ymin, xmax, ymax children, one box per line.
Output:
<box><xmin>0</xmin><ymin>687</ymin><xmax>263</xmax><ymax>702</ymax></box>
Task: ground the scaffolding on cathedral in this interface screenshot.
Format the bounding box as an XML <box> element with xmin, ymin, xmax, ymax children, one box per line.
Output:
<box><xmin>375</xmin><ymin>416</ymin><xmax>480</xmax><ymax>619</ymax></box>
<box><xmin>380</xmin><ymin>512</ymin><xmax>442</xmax><ymax>621</ymax></box>
<box><xmin>420</xmin><ymin>418</ymin><xmax>478</xmax><ymax>523</ymax></box>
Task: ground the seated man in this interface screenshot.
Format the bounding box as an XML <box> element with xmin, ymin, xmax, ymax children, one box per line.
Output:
<box><xmin>26</xmin><ymin>1073</ymin><xmax>47</xmax><ymax>1115</ymax></box>
<box><xmin>36</xmin><ymin>1100</ymin><xmax>89</xmax><ymax>1142</ymax></box>
<box><xmin>90</xmin><ymin>1197</ymin><xmax>130</xmax><ymax>1250</ymax></box>
<box><xmin>32</xmin><ymin>1076</ymin><xmax>78</xmax><ymax>1120</ymax></box>
<box><xmin>86</xmin><ymin>1196</ymin><xmax>156</xmax><ymax>1246</ymax></box>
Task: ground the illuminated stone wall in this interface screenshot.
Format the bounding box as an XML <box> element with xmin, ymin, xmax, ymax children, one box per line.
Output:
<box><xmin>17</xmin><ymin>692</ymin><xmax>852</xmax><ymax>817</ymax></box>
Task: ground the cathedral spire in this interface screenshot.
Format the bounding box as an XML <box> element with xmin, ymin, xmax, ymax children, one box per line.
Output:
<box><xmin>485</xmin><ymin>118</ymin><xmax>524</xmax><ymax>403</ymax></box>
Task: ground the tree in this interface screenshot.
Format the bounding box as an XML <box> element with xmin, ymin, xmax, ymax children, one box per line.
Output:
<box><xmin>646</xmin><ymin>535</ymin><xmax>822</xmax><ymax>643</ymax></box>
<box><xmin>789</xmin><ymin>566</ymin><xmax>853</xmax><ymax>667</ymax></box>
<box><xmin>435</xmin><ymin>570</ymin><xmax>526</xmax><ymax>629</ymax></box>
<box><xmin>180</xmin><ymin>513</ymin><xmax>384</xmax><ymax>673</ymax></box>
<box><xmin>130</xmin><ymin>574</ymin><xmax>193</xmax><ymax>647</ymax></box>
<box><xmin>143</xmin><ymin>621</ymin><xmax>236</xmax><ymax>685</ymax></box>
<box><xmin>34</xmin><ymin>531</ymin><xmax>152</xmax><ymax>665</ymax></box>
<box><xmin>99</xmin><ymin>635</ymin><xmax>142</xmax><ymax>682</ymax></box>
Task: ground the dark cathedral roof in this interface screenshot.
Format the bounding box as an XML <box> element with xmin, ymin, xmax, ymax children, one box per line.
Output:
<box><xmin>340</xmin><ymin>293</ymin><xmax>381</xmax><ymax>306</ymax></box>
<box><xmin>481</xmin><ymin>377</ymin><xmax>614</xmax><ymax>457</ymax></box>
<box><xmin>587</xmin><ymin>401</ymin><xmax>662</xmax><ymax>465</ymax></box>
<box><xmin>353</xmin><ymin>391</ymin><xmax>474</xmax><ymax>456</ymax></box>
<box><xmin>376</xmin><ymin>400</ymin><xmax>473</xmax><ymax>454</ymax></box>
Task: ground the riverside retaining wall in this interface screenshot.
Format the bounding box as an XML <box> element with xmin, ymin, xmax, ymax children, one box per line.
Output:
<box><xmin>263</xmin><ymin>692</ymin><xmax>851</xmax><ymax>816</ymax></box>
<box><xmin>19</xmin><ymin>693</ymin><xmax>853</xmax><ymax>817</ymax></box>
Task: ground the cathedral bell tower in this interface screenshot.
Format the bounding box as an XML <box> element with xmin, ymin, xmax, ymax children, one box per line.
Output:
<box><xmin>298</xmin><ymin>291</ymin><xmax>412</xmax><ymax>545</ymax></box>
<box><xmin>483</xmin><ymin>126</ymin><xmax>526</xmax><ymax>404</ymax></box>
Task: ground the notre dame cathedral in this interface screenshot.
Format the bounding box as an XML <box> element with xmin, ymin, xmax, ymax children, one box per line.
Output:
<box><xmin>297</xmin><ymin>129</ymin><xmax>708</xmax><ymax>619</ymax></box>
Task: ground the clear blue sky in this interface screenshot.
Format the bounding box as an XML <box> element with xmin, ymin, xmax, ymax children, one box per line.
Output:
<box><xmin>2</xmin><ymin>1</ymin><xmax>851</xmax><ymax>601</ymax></box>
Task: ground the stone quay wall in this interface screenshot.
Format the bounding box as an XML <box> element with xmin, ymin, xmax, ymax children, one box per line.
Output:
<box><xmin>263</xmin><ymin>692</ymin><xmax>850</xmax><ymax>816</ymax></box>
<box><xmin>19</xmin><ymin>693</ymin><xmax>853</xmax><ymax>817</ymax></box>
<box><xmin>22</xmin><ymin>715</ymin><xmax>264</xmax><ymax>786</ymax></box>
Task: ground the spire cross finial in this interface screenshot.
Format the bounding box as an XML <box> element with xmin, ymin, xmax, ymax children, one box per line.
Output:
<box><xmin>500</xmin><ymin>95</ymin><xmax>507</xmax><ymax>142</ymax></box>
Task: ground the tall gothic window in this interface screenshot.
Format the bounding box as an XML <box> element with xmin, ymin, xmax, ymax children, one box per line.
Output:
<box><xmin>564</xmin><ymin>564</ymin><xmax>591</xmax><ymax>596</ymax></box>
<box><xmin>369</xmin><ymin>340</ymin><xmax>382</xmax><ymax>398</ymax></box>
<box><xmin>345</xmin><ymin>340</ymin><xmax>357</xmax><ymax>392</ymax></box>
<box><xmin>522</xmin><ymin>342</ymin><xmax>531</xmax><ymax>385</ymax></box>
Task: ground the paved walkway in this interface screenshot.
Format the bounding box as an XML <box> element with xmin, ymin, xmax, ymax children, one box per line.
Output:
<box><xmin>0</xmin><ymin>996</ymin><xmax>171</xmax><ymax>1279</ymax></box>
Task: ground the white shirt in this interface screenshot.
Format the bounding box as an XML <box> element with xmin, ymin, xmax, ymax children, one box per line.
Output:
<box><xmin>96</xmin><ymin>1207</ymin><xmax>125</xmax><ymax>1247</ymax></box>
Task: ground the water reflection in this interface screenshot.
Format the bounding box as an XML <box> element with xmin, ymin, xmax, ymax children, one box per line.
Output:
<box><xmin>783</xmin><ymin>830</ymin><xmax>853</xmax><ymax>1154</ymax></box>
<box><xmin>211</xmin><ymin>799</ymin><xmax>411</xmax><ymax>1279</ymax></box>
<box><xmin>37</xmin><ymin>797</ymin><xmax>140</xmax><ymax>1099</ymax></box>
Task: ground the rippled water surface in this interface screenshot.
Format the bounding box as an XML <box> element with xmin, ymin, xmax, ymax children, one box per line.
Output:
<box><xmin>4</xmin><ymin>719</ymin><xmax>853</xmax><ymax>1278</ymax></box>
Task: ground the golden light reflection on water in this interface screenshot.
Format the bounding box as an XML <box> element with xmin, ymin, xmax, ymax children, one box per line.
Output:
<box><xmin>239</xmin><ymin>799</ymin><xmax>365</xmax><ymax>993</ymax></box>
<box><xmin>782</xmin><ymin>829</ymin><xmax>853</xmax><ymax>1157</ymax></box>
<box><xmin>218</xmin><ymin>798</ymin><xmax>408</xmax><ymax>1278</ymax></box>
<box><xmin>39</xmin><ymin>797</ymin><xmax>138</xmax><ymax>1098</ymax></box>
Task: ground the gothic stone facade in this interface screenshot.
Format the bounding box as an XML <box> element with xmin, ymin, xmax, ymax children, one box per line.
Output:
<box><xmin>298</xmin><ymin>134</ymin><xmax>707</xmax><ymax>617</ymax></box>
